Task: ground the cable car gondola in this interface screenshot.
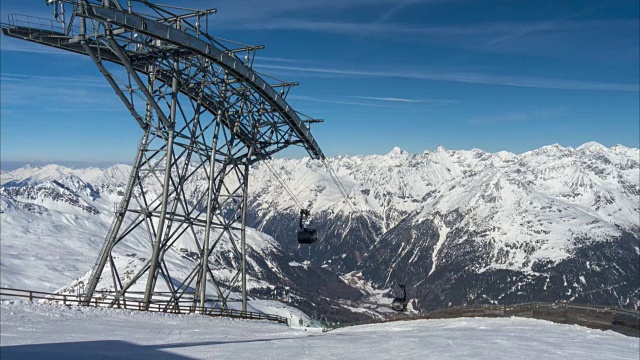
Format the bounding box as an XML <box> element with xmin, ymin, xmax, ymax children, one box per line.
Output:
<box><xmin>391</xmin><ymin>284</ymin><xmax>407</xmax><ymax>312</ymax></box>
<box><xmin>297</xmin><ymin>208</ymin><xmax>318</xmax><ymax>244</ymax></box>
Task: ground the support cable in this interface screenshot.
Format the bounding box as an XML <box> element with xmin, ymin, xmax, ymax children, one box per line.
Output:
<box><xmin>262</xmin><ymin>159</ymin><xmax>388</xmax><ymax>313</ymax></box>
<box><xmin>263</xmin><ymin>159</ymin><xmax>305</xmax><ymax>210</ymax></box>
<box><xmin>320</xmin><ymin>158</ymin><xmax>406</xmax><ymax>289</ymax></box>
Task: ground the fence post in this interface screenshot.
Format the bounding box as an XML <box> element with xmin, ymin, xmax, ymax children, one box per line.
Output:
<box><xmin>29</xmin><ymin>291</ymin><xmax>33</xmax><ymax>302</ymax></box>
<box><xmin>63</xmin><ymin>295</ymin><xmax>67</xmax><ymax>305</ymax></box>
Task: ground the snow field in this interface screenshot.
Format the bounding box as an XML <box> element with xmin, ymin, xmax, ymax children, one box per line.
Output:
<box><xmin>1</xmin><ymin>300</ymin><xmax>638</xmax><ymax>360</ymax></box>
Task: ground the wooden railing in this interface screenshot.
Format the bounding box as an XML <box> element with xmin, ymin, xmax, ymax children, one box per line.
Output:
<box><xmin>3</xmin><ymin>287</ymin><xmax>636</xmax><ymax>336</ymax></box>
<box><xmin>0</xmin><ymin>287</ymin><xmax>289</xmax><ymax>325</ymax></box>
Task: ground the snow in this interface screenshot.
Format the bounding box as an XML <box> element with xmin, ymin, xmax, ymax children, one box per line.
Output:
<box><xmin>387</xmin><ymin>147</ymin><xmax>406</xmax><ymax>156</ymax></box>
<box><xmin>577</xmin><ymin>141</ymin><xmax>609</xmax><ymax>152</ymax></box>
<box><xmin>429</xmin><ymin>217</ymin><xmax>449</xmax><ymax>276</ymax></box>
<box><xmin>1</xmin><ymin>300</ymin><xmax>637</xmax><ymax>360</ymax></box>
<box><xmin>288</xmin><ymin>261</ymin><xmax>310</xmax><ymax>269</ymax></box>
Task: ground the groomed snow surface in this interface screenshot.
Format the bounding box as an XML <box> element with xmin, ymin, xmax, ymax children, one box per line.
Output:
<box><xmin>1</xmin><ymin>300</ymin><xmax>637</xmax><ymax>360</ymax></box>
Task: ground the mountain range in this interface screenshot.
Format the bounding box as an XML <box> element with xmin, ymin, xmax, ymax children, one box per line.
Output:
<box><xmin>1</xmin><ymin>141</ymin><xmax>638</xmax><ymax>321</ymax></box>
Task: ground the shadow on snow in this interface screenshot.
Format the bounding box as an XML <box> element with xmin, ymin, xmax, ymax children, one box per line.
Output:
<box><xmin>1</xmin><ymin>337</ymin><xmax>306</xmax><ymax>359</ymax></box>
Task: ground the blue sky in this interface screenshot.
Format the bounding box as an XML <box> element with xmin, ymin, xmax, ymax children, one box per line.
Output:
<box><xmin>1</xmin><ymin>0</ymin><xmax>638</xmax><ymax>166</ymax></box>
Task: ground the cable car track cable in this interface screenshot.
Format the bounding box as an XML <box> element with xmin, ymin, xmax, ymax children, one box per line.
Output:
<box><xmin>319</xmin><ymin>159</ymin><xmax>407</xmax><ymax>289</ymax></box>
<box><xmin>262</xmin><ymin>158</ymin><xmax>409</xmax><ymax>313</ymax></box>
<box><xmin>261</xmin><ymin>159</ymin><xmax>388</xmax><ymax>310</ymax></box>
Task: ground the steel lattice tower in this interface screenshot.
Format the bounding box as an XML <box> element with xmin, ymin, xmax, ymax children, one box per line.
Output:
<box><xmin>2</xmin><ymin>0</ymin><xmax>325</xmax><ymax>312</ymax></box>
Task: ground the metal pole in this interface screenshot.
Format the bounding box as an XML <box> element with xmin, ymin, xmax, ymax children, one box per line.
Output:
<box><xmin>199</xmin><ymin>121</ymin><xmax>220</xmax><ymax>311</ymax></box>
<box><xmin>142</xmin><ymin>59</ymin><xmax>179</xmax><ymax>309</ymax></box>
<box><xmin>79</xmin><ymin>1</ymin><xmax>87</xmax><ymax>36</ymax></box>
<box><xmin>106</xmin><ymin>37</ymin><xmax>171</xmax><ymax>128</ymax></box>
<box><xmin>79</xmin><ymin>3</ymin><xmax>146</xmax><ymax>303</ymax></box>
<box><xmin>81</xmin><ymin>42</ymin><xmax>146</xmax><ymax>128</ymax></box>
<box><xmin>83</xmin><ymin>127</ymin><xmax>149</xmax><ymax>304</ymax></box>
<box><xmin>239</xmin><ymin>103</ymin><xmax>258</xmax><ymax>313</ymax></box>
<box><xmin>240</xmin><ymin>156</ymin><xmax>251</xmax><ymax>313</ymax></box>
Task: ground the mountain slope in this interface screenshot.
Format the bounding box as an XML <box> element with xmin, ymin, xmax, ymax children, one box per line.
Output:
<box><xmin>0</xmin><ymin>171</ymin><xmax>367</xmax><ymax>322</ymax></box>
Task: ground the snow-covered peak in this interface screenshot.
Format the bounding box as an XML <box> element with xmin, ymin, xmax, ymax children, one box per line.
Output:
<box><xmin>493</xmin><ymin>150</ymin><xmax>517</xmax><ymax>161</ymax></box>
<box><xmin>387</xmin><ymin>147</ymin><xmax>407</xmax><ymax>156</ymax></box>
<box><xmin>1</xmin><ymin>164</ymin><xmax>76</xmax><ymax>186</ymax></box>
<box><xmin>3</xmin><ymin>142</ymin><xmax>638</xmax><ymax>235</ymax></box>
<box><xmin>535</xmin><ymin>143</ymin><xmax>571</xmax><ymax>155</ymax></box>
<box><xmin>577</xmin><ymin>141</ymin><xmax>608</xmax><ymax>153</ymax></box>
<box><xmin>81</xmin><ymin>164</ymin><xmax>131</xmax><ymax>184</ymax></box>
<box><xmin>611</xmin><ymin>144</ymin><xmax>630</xmax><ymax>152</ymax></box>
<box><xmin>2</xmin><ymin>141</ymin><xmax>638</xmax><ymax>315</ymax></box>
<box><xmin>610</xmin><ymin>144</ymin><xmax>639</xmax><ymax>159</ymax></box>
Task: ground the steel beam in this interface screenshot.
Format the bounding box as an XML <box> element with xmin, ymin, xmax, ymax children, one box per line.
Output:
<box><xmin>142</xmin><ymin>59</ymin><xmax>179</xmax><ymax>308</ymax></box>
<box><xmin>199</xmin><ymin>121</ymin><xmax>220</xmax><ymax>311</ymax></box>
<box><xmin>240</xmin><ymin>160</ymin><xmax>250</xmax><ymax>313</ymax></box>
<box><xmin>83</xmin><ymin>126</ymin><xmax>150</xmax><ymax>304</ymax></box>
<box><xmin>81</xmin><ymin>42</ymin><xmax>147</xmax><ymax>129</ymax></box>
<box><xmin>88</xmin><ymin>4</ymin><xmax>325</xmax><ymax>160</ymax></box>
<box><xmin>106</xmin><ymin>37</ymin><xmax>171</xmax><ymax>128</ymax></box>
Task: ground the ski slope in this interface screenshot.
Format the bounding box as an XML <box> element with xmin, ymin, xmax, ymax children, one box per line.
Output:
<box><xmin>1</xmin><ymin>300</ymin><xmax>637</xmax><ymax>360</ymax></box>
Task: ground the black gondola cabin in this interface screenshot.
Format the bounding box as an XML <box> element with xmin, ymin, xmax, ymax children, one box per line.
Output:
<box><xmin>391</xmin><ymin>284</ymin><xmax>407</xmax><ymax>312</ymax></box>
<box><xmin>297</xmin><ymin>209</ymin><xmax>318</xmax><ymax>244</ymax></box>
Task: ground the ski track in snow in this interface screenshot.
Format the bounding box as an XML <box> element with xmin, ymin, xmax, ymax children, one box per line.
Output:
<box><xmin>0</xmin><ymin>300</ymin><xmax>637</xmax><ymax>360</ymax></box>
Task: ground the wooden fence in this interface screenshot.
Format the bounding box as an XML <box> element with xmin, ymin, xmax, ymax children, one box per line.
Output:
<box><xmin>3</xmin><ymin>287</ymin><xmax>637</xmax><ymax>336</ymax></box>
<box><xmin>0</xmin><ymin>287</ymin><xmax>289</xmax><ymax>325</ymax></box>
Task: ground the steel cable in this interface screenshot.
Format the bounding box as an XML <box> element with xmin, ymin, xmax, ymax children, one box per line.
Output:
<box><xmin>320</xmin><ymin>159</ymin><xmax>406</xmax><ymax>289</ymax></box>
<box><xmin>261</xmin><ymin>159</ymin><xmax>386</xmax><ymax>312</ymax></box>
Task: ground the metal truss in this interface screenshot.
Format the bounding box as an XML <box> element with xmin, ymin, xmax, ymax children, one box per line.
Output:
<box><xmin>2</xmin><ymin>0</ymin><xmax>325</xmax><ymax>312</ymax></box>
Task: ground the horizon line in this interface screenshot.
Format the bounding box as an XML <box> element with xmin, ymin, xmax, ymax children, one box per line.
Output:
<box><xmin>2</xmin><ymin>141</ymin><xmax>638</xmax><ymax>170</ymax></box>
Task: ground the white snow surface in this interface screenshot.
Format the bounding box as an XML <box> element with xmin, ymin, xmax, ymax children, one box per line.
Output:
<box><xmin>1</xmin><ymin>300</ymin><xmax>637</xmax><ymax>360</ymax></box>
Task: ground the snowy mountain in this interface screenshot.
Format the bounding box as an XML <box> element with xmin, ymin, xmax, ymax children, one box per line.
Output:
<box><xmin>246</xmin><ymin>142</ymin><xmax>639</xmax><ymax>310</ymax></box>
<box><xmin>1</xmin><ymin>142</ymin><xmax>638</xmax><ymax>319</ymax></box>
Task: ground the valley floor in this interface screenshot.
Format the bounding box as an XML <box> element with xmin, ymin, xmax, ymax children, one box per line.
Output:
<box><xmin>1</xmin><ymin>300</ymin><xmax>637</xmax><ymax>360</ymax></box>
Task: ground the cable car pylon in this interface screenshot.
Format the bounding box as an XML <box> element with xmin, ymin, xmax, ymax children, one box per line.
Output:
<box><xmin>1</xmin><ymin>0</ymin><xmax>326</xmax><ymax>313</ymax></box>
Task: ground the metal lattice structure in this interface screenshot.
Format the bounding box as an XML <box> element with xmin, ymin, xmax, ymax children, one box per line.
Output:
<box><xmin>2</xmin><ymin>0</ymin><xmax>325</xmax><ymax>312</ymax></box>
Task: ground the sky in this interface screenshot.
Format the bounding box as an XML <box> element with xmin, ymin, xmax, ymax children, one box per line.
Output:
<box><xmin>1</xmin><ymin>0</ymin><xmax>638</xmax><ymax>167</ymax></box>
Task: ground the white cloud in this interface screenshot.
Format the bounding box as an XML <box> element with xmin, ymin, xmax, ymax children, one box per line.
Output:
<box><xmin>350</xmin><ymin>96</ymin><xmax>457</xmax><ymax>104</ymax></box>
<box><xmin>256</xmin><ymin>64</ymin><xmax>639</xmax><ymax>92</ymax></box>
<box><xmin>351</xmin><ymin>96</ymin><xmax>423</xmax><ymax>103</ymax></box>
<box><xmin>288</xmin><ymin>95</ymin><xmax>389</xmax><ymax>108</ymax></box>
